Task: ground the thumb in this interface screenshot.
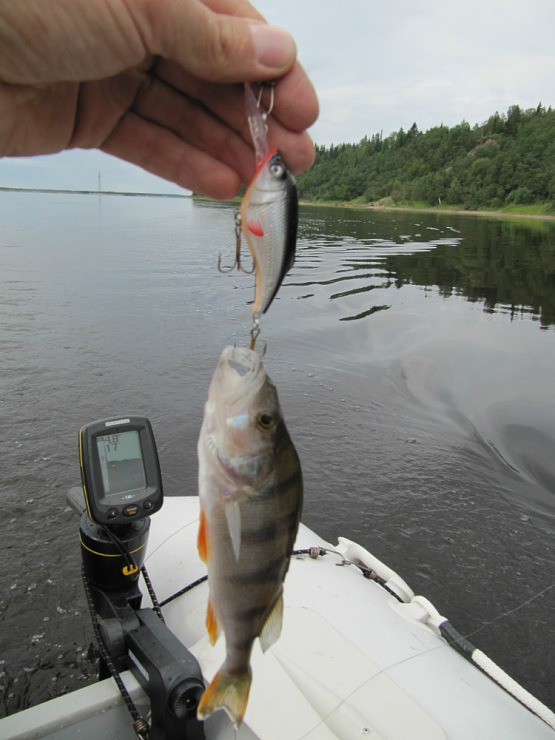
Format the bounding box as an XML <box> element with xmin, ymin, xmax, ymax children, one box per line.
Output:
<box><xmin>155</xmin><ymin>2</ymin><xmax>297</xmax><ymax>82</ymax></box>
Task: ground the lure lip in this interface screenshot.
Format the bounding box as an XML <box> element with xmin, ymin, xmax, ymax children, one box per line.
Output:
<box><xmin>244</xmin><ymin>82</ymin><xmax>270</xmax><ymax>166</ymax></box>
<box><xmin>253</xmin><ymin>146</ymin><xmax>277</xmax><ymax>178</ymax></box>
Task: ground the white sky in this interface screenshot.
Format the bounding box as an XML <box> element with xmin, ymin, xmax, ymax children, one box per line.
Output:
<box><xmin>1</xmin><ymin>0</ymin><xmax>554</xmax><ymax>193</ymax></box>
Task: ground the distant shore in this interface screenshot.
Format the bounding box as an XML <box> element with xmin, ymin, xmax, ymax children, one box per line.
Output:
<box><xmin>3</xmin><ymin>188</ymin><xmax>553</xmax><ymax>221</ymax></box>
<box><xmin>299</xmin><ymin>199</ymin><xmax>555</xmax><ymax>221</ymax></box>
<box><xmin>0</xmin><ymin>186</ymin><xmax>188</xmax><ymax>198</ymax></box>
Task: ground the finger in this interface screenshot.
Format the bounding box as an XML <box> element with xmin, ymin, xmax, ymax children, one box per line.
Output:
<box><xmin>134</xmin><ymin>73</ymin><xmax>315</xmax><ymax>180</ymax></box>
<box><xmin>153</xmin><ymin>61</ymin><xmax>316</xmax><ymax>173</ymax></box>
<box><xmin>157</xmin><ymin>58</ymin><xmax>318</xmax><ymax>136</ymax></box>
<box><xmin>101</xmin><ymin>111</ymin><xmax>242</xmax><ymax>199</ymax></box>
<box><xmin>149</xmin><ymin>0</ymin><xmax>297</xmax><ymax>82</ymax></box>
<box><xmin>193</xmin><ymin>0</ymin><xmax>319</xmax><ymax>132</ymax></box>
<box><xmin>198</xmin><ymin>0</ymin><xmax>265</xmax><ymax>22</ymax></box>
<box><xmin>271</xmin><ymin>64</ymin><xmax>320</xmax><ymax>135</ymax></box>
<box><xmin>132</xmin><ymin>74</ymin><xmax>254</xmax><ymax>183</ymax></box>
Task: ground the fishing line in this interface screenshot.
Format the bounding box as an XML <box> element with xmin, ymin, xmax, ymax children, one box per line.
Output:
<box><xmin>458</xmin><ymin>581</ymin><xmax>554</xmax><ymax>641</ymax></box>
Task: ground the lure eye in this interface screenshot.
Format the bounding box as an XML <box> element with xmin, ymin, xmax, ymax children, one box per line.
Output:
<box><xmin>270</xmin><ymin>162</ymin><xmax>286</xmax><ymax>179</ymax></box>
<box><xmin>257</xmin><ymin>412</ymin><xmax>276</xmax><ymax>430</ymax></box>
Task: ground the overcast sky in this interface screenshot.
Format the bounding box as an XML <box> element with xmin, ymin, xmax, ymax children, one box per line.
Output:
<box><xmin>2</xmin><ymin>0</ymin><xmax>554</xmax><ymax>193</ymax></box>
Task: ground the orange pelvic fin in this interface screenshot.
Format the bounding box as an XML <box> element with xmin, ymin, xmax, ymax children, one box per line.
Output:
<box><xmin>197</xmin><ymin>666</ymin><xmax>252</xmax><ymax>728</ymax></box>
<box><xmin>206</xmin><ymin>598</ymin><xmax>220</xmax><ymax>645</ymax></box>
<box><xmin>197</xmin><ymin>509</ymin><xmax>208</xmax><ymax>563</ymax></box>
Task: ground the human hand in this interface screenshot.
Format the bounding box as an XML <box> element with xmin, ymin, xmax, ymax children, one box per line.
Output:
<box><xmin>0</xmin><ymin>0</ymin><xmax>318</xmax><ymax>198</ymax></box>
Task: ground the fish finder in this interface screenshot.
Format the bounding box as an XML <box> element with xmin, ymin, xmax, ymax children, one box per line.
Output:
<box><xmin>79</xmin><ymin>416</ymin><xmax>163</xmax><ymax>526</ymax></box>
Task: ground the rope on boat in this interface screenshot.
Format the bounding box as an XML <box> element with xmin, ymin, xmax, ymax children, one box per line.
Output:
<box><xmin>471</xmin><ymin>649</ymin><xmax>555</xmax><ymax>730</ymax></box>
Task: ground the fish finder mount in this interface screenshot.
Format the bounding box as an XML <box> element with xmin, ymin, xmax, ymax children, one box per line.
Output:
<box><xmin>69</xmin><ymin>417</ymin><xmax>206</xmax><ymax>739</ymax></box>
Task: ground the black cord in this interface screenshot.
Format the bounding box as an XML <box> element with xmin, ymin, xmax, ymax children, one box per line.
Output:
<box><xmin>103</xmin><ymin>527</ymin><xmax>138</xmax><ymax>572</ymax></box>
<box><xmin>158</xmin><ymin>549</ymin><xmax>320</xmax><ymax>608</ymax></box>
<box><xmin>159</xmin><ymin>575</ymin><xmax>208</xmax><ymax>608</ymax></box>
<box><xmin>81</xmin><ymin>564</ymin><xmax>149</xmax><ymax>739</ymax></box>
<box><xmin>158</xmin><ymin>547</ymin><xmax>387</xmax><ymax>608</ymax></box>
<box><xmin>141</xmin><ymin>565</ymin><xmax>165</xmax><ymax>623</ymax></box>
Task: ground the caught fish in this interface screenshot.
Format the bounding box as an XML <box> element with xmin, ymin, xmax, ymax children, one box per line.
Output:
<box><xmin>196</xmin><ymin>345</ymin><xmax>303</xmax><ymax>727</ymax></box>
<box><xmin>240</xmin><ymin>83</ymin><xmax>298</xmax><ymax>318</ymax></box>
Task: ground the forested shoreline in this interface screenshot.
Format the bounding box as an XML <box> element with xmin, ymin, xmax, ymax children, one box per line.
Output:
<box><xmin>297</xmin><ymin>105</ymin><xmax>555</xmax><ymax>214</ymax></box>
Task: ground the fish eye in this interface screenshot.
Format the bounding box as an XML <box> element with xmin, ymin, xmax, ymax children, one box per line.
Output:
<box><xmin>257</xmin><ymin>412</ymin><xmax>276</xmax><ymax>430</ymax></box>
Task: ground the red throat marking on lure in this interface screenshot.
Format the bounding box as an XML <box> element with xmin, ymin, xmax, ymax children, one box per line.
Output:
<box><xmin>247</xmin><ymin>222</ymin><xmax>264</xmax><ymax>237</ymax></box>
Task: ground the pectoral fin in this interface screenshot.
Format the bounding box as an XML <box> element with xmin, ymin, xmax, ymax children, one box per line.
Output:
<box><xmin>225</xmin><ymin>500</ymin><xmax>242</xmax><ymax>562</ymax></box>
<box><xmin>259</xmin><ymin>591</ymin><xmax>284</xmax><ymax>652</ymax></box>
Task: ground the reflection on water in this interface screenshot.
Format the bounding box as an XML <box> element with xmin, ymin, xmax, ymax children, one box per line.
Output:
<box><xmin>0</xmin><ymin>193</ymin><xmax>554</xmax><ymax>716</ymax></box>
<box><xmin>295</xmin><ymin>206</ymin><xmax>555</xmax><ymax>328</ymax></box>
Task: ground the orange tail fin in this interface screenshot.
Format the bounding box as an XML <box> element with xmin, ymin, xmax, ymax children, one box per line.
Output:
<box><xmin>197</xmin><ymin>667</ymin><xmax>252</xmax><ymax>728</ymax></box>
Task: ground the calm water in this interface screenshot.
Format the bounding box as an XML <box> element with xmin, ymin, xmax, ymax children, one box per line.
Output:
<box><xmin>1</xmin><ymin>192</ymin><xmax>554</xmax><ymax>716</ymax></box>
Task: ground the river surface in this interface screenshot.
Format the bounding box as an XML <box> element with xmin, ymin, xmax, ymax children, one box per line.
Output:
<box><xmin>0</xmin><ymin>192</ymin><xmax>554</xmax><ymax>717</ymax></box>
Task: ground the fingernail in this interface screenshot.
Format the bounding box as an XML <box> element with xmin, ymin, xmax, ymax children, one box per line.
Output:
<box><xmin>249</xmin><ymin>24</ymin><xmax>296</xmax><ymax>70</ymax></box>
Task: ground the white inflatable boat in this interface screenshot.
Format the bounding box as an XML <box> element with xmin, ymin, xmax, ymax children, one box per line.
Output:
<box><xmin>1</xmin><ymin>496</ymin><xmax>554</xmax><ymax>739</ymax></box>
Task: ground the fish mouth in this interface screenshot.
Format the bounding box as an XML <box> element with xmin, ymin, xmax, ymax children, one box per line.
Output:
<box><xmin>221</xmin><ymin>345</ymin><xmax>261</xmax><ymax>370</ymax></box>
<box><xmin>218</xmin><ymin>346</ymin><xmax>265</xmax><ymax>395</ymax></box>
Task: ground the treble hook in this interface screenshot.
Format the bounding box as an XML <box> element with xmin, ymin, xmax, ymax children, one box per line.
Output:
<box><xmin>217</xmin><ymin>211</ymin><xmax>255</xmax><ymax>274</ymax></box>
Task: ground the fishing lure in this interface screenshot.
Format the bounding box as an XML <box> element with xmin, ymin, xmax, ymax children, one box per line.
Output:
<box><xmin>240</xmin><ymin>83</ymin><xmax>298</xmax><ymax>333</ymax></box>
<box><xmin>218</xmin><ymin>83</ymin><xmax>298</xmax><ymax>349</ymax></box>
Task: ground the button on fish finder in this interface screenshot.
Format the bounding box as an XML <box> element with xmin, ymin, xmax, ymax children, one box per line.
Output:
<box><xmin>79</xmin><ymin>416</ymin><xmax>163</xmax><ymax>527</ymax></box>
